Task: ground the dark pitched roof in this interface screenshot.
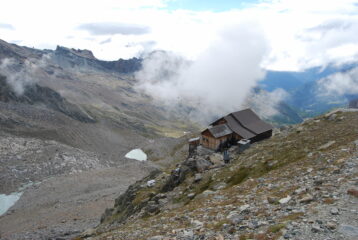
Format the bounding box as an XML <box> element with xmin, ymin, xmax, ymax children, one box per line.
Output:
<box><xmin>209</xmin><ymin>108</ymin><xmax>272</xmax><ymax>139</ymax></box>
<box><xmin>207</xmin><ymin>124</ymin><xmax>233</xmax><ymax>138</ymax></box>
<box><xmin>231</xmin><ymin>109</ymin><xmax>272</xmax><ymax>135</ymax></box>
<box><xmin>224</xmin><ymin>114</ymin><xmax>255</xmax><ymax>139</ymax></box>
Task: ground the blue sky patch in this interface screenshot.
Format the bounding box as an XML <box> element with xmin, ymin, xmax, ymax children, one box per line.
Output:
<box><xmin>166</xmin><ymin>0</ymin><xmax>260</xmax><ymax>12</ymax></box>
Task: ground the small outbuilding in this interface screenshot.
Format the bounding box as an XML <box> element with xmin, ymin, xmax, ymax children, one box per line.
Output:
<box><xmin>349</xmin><ymin>98</ymin><xmax>358</xmax><ymax>109</ymax></box>
<box><xmin>200</xmin><ymin>108</ymin><xmax>273</xmax><ymax>151</ymax></box>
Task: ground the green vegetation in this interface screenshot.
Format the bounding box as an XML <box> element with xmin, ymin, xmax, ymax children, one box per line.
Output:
<box><xmin>268</xmin><ymin>223</ymin><xmax>286</xmax><ymax>233</ymax></box>
<box><xmin>226</xmin><ymin>167</ymin><xmax>250</xmax><ymax>187</ymax></box>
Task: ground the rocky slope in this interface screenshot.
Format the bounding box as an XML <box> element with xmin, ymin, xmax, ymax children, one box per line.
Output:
<box><xmin>0</xmin><ymin>39</ymin><xmax>196</xmax><ymax>239</ymax></box>
<box><xmin>80</xmin><ymin>109</ymin><xmax>358</xmax><ymax>240</ymax></box>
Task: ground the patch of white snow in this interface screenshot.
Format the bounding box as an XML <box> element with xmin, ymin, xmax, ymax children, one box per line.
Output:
<box><xmin>0</xmin><ymin>192</ymin><xmax>23</xmax><ymax>216</ymax></box>
<box><xmin>125</xmin><ymin>148</ymin><xmax>147</xmax><ymax>161</ymax></box>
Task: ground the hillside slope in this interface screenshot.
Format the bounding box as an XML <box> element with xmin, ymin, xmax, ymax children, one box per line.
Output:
<box><xmin>82</xmin><ymin>109</ymin><xmax>358</xmax><ymax>240</ymax></box>
<box><xmin>0</xmin><ymin>39</ymin><xmax>197</xmax><ymax>239</ymax></box>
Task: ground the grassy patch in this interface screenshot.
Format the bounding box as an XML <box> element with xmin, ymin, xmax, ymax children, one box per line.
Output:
<box><xmin>323</xmin><ymin>198</ymin><xmax>335</xmax><ymax>204</ymax></box>
<box><xmin>211</xmin><ymin>219</ymin><xmax>231</xmax><ymax>230</ymax></box>
<box><xmin>280</xmin><ymin>212</ymin><xmax>304</xmax><ymax>222</ymax></box>
<box><xmin>226</xmin><ymin>167</ymin><xmax>250</xmax><ymax>187</ymax></box>
<box><xmin>268</xmin><ymin>223</ymin><xmax>286</xmax><ymax>233</ymax></box>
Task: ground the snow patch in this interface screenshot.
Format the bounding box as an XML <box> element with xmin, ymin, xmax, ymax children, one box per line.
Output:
<box><xmin>0</xmin><ymin>192</ymin><xmax>23</xmax><ymax>216</ymax></box>
<box><xmin>125</xmin><ymin>148</ymin><xmax>147</xmax><ymax>161</ymax></box>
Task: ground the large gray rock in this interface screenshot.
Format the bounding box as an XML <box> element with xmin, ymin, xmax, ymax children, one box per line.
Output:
<box><xmin>339</xmin><ymin>225</ymin><xmax>358</xmax><ymax>237</ymax></box>
<box><xmin>195</xmin><ymin>158</ymin><xmax>213</xmax><ymax>172</ymax></box>
<box><xmin>318</xmin><ymin>141</ymin><xmax>336</xmax><ymax>150</ymax></box>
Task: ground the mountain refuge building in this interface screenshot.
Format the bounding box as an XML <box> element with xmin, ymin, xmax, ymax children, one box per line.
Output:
<box><xmin>199</xmin><ymin>109</ymin><xmax>273</xmax><ymax>151</ymax></box>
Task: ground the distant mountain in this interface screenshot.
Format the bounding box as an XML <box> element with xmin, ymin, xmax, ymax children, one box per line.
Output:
<box><xmin>260</xmin><ymin>63</ymin><xmax>357</xmax><ymax>92</ymax></box>
<box><xmin>0</xmin><ymin>74</ymin><xmax>94</xmax><ymax>123</ymax></box>
<box><xmin>260</xmin><ymin>63</ymin><xmax>358</xmax><ymax>117</ymax></box>
<box><xmin>50</xmin><ymin>46</ymin><xmax>142</xmax><ymax>73</ymax></box>
<box><xmin>0</xmin><ymin>39</ymin><xmax>199</xmax><ymax>239</ymax></box>
<box><xmin>243</xmin><ymin>88</ymin><xmax>303</xmax><ymax>125</ymax></box>
<box><xmin>0</xmin><ymin>39</ymin><xmax>196</xmax><ymax>158</ymax></box>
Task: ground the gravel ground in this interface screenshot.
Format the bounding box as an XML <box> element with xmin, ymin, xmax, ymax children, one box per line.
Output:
<box><xmin>0</xmin><ymin>164</ymin><xmax>154</xmax><ymax>240</ymax></box>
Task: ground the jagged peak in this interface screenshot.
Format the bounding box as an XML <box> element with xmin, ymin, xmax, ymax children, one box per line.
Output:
<box><xmin>55</xmin><ymin>45</ymin><xmax>96</xmax><ymax>60</ymax></box>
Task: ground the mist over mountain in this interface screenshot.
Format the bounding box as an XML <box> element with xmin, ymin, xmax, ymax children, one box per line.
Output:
<box><xmin>0</xmin><ymin>37</ymin><xmax>357</xmax><ymax>239</ymax></box>
<box><xmin>1</xmin><ymin>1</ymin><xmax>357</xmax><ymax>239</ymax></box>
<box><xmin>260</xmin><ymin>63</ymin><xmax>358</xmax><ymax>117</ymax></box>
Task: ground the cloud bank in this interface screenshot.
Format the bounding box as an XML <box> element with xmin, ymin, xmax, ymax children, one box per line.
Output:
<box><xmin>318</xmin><ymin>67</ymin><xmax>358</xmax><ymax>96</ymax></box>
<box><xmin>78</xmin><ymin>22</ymin><xmax>150</xmax><ymax>36</ymax></box>
<box><xmin>0</xmin><ymin>56</ymin><xmax>50</xmax><ymax>95</ymax></box>
<box><xmin>242</xmin><ymin>88</ymin><xmax>289</xmax><ymax>119</ymax></box>
<box><xmin>0</xmin><ymin>23</ymin><xmax>14</xmax><ymax>30</ymax></box>
<box><xmin>1</xmin><ymin>0</ymin><xmax>357</xmax><ymax>68</ymax></box>
<box><xmin>136</xmin><ymin>23</ymin><xmax>269</xmax><ymax>122</ymax></box>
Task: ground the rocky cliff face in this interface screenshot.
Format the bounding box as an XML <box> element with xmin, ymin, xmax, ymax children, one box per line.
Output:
<box><xmin>0</xmin><ymin>38</ymin><xmax>194</xmax><ymax>152</ymax></box>
<box><xmin>0</xmin><ymin>75</ymin><xmax>94</xmax><ymax>123</ymax></box>
<box><xmin>82</xmin><ymin>109</ymin><xmax>358</xmax><ymax>240</ymax></box>
<box><xmin>0</xmin><ymin>39</ymin><xmax>196</xmax><ymax>240</ymax></box>
<box><xmin>51</xmin><ymin>46</ymin><xmax>142</xmax><ymax>73</ymax></box>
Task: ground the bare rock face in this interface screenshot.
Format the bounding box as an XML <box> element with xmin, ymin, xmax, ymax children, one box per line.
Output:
<box><xmin>100</xmin><ymin>169</ymin><xmax>162</xmax><ymax>224</ymax></box>
<box><xmin>53</xmin><ymin>45</ymin><xmax>142</xmax><ymax>73</ymax></box>
<box><xmin>0</xmin><ymin>134</ymin><xmax>102</xmax><ymax>193</ymax></box>
<box><xmin>0</xmin><ymin>75</ymin><xmax>95</xmax><ymax>123</ymax></box>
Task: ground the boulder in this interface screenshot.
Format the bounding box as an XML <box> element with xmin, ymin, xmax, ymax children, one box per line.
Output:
<box><xmin>311</xmin><ymin>224</ymin><xmax>322</xmax><ymax>233</ymax></box>
<box><xmin>267</xmin><ymin>196</ymin><xmax>278</xmax><ymax>204</ymax></box>
<box><xmin>318</xmin><ymin>141</ymin><xmax>335</xmax><ymax>150</ymax></box>
<box><xmin>195</xmin><ymin>158</ymin><xmax>213</xmax><ymax>172</ymax></box>
<box><xmin>80</xmin><ymin>228</ymin><xmax>96</xmax><ymax>238</ymax></box>
<box><xmin>299</xmin><ymin>194</ymin><xmax>314</xmax><ymax>204</ymax></box>
<box><xmin>347</xmin><ymin>188</ymin><xmax>358</xmax><ymax>198</ymax></box>
<box><xmin>279</xmin><ymin>196</ymin><xmax>292</xmax><ymax>204</ymax></box>
<box><xmin>192</xmin><ymin>220</ymin><xmax>204</xmax><ymax>228</ymax></box>
<box><xmin>210</xmin><ymin>153</ymin><xmax>223</xmax><ymax>165</ymax></box>
<box><xmin>145</xmin><ymin>201</ymin><xmax>159</xmax><ymax>214</ymax></box>
<box><xmin>194</xmin><ymin>173</ymin><xmax>202</xmax><ymax>182</ymax></box>
<box><xmin>338</xmin><ymin>225</ymin><xmax>358</xmax><ymax>237</ymax></box>
<box><xmin>187</xmin><ymin>193</ymin><xmax>196</xmax><ymax>199</ymax></box>
<box><xmin>147</xmin><ymin>180</ymin><xmax>156</xmax><ymax>187</ymax></box>
<box><xmin>147</xmin><ymin>236</ymin><xmax>165</xmax><ymax>240</ymax></box>
<box><xmin>330</xmin><ymin>207</ymin><xmax>339</xmax><ymax>215</ymax></box>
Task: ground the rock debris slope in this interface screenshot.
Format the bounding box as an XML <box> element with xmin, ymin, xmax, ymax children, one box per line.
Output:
<box><xmin>0</xmin><ymin>39</ymin><xmax>196</xmax><ymax>240</ymax></box>
<box><xmin>81</xmin><ymin>109</ymin><xmax>358</xmax><ymax>240</ymax></box>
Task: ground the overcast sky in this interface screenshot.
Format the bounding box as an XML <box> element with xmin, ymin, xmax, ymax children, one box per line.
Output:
<box><xmin>0</xmin><ymin>0</ymin><xmax>357</xmax><ymax>70</ymax></box>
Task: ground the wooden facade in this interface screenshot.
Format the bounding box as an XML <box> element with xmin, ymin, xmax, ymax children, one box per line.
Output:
<box><xmin>199</xmin><ymin>109</ymin><xmax>273</xmax><ymax>151</ymax></box>
<box><xmin>200</xmin><ymin>129</ymin><xmax>233</xmax><ymax>150</ymax></box>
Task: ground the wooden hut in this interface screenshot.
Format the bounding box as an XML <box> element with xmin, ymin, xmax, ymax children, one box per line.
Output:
<box><xmin>200</xmin><ymin>124</ymin><xmax>233</xmax><ymax>150</ymax></box>
<box><xmin>200</xmin><ymin>108</ymin><xmax>273</xmax><ymax>151</ymax></box>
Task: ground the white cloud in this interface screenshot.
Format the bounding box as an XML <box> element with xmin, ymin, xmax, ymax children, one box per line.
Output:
<box><xmin>318</xmin><ymin>67</ymin><xmax>358</xmax><ymax>96</ymax></box>
<box><xmin>0</xmin><ymin>0</ymin><xmax>357</xmax><ymax>70</ymax></box>
<box><xmin>136</xmin><ymin>22</ymin><xmax>268</xmax><ymax>122</ymax></box>
<box><xmin>243</xmin><ymin>88</ymin><xmax>289</xmax><ymax>119</ymax></box>
<box><xmin>0</xmin><ymin>56</ymin><xmax>51</xmax><ymax>95</ymax></box>
<box><xmin>78</xmin><ymin>22</ymin><xmax>150</xmax><ymax>36</ymax></box>
<box><xmin>0</xmin><ymin>23</ymin><xmax>14</xmax><ymax>30</ymax></box>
